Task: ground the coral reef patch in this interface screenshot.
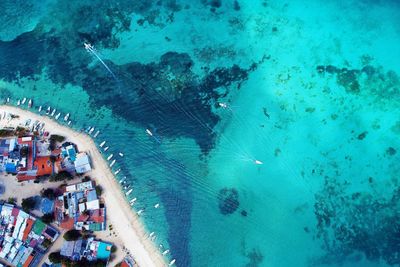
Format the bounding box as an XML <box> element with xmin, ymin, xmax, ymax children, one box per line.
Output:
<box><xmin>218</xmin><ymin>188</ymin><xmax>239</xmax><ymax>215</ymax></box>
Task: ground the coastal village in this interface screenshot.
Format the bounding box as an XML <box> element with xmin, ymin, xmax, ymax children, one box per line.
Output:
<box><xmin>0</xmin><ymin>106</ymin><xmax>140</xmax><ymax>266</ymax></box>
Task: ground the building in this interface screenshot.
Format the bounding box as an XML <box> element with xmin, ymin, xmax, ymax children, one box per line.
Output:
<box><xmin>0</xmin><ymin>203</ymin><xmax>59</xmax><ymax>267</ymax></box>
<box><xmin>60</xmin><ymin>237</ymin><xmax>112</xmax><ymax>263</ymax></box>
<box><xmin>54</xmin><ymin>181</ymin><xmax>106</xmax><ymax>231</ymax></box>
<box><xmin>74</xmin><ymin>153</ymin><xmax>91</xmax><ymax>174</ymax></box>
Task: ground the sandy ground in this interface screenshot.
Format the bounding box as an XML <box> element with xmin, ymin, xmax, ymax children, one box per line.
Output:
<box><xmin>0</xmin><ymin>105</ymin><xmax>167</xmax><ymax>267</ymax></box>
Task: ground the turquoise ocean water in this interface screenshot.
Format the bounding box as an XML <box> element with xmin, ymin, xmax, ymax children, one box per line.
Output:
<box><xmin>1</xmin><ymin>1</ymin><xmax>400</xmax><ymax>266</ymax></box>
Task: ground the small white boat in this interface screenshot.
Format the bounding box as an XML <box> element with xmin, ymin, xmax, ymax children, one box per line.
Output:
<box><xmin>38</xmin><ymin>106</ymin><xmax>42</xmax><ymax>112</ymax></box>
<box><xmin>149</xmin><ymin>232</ymin><xmax>155</xmax><ymax>238</ymax></box>
<box><xmin>219</xmin><ymin>102</ymin><xmax>228</xmax><ymax>108</ymax></box>
<box><xmin>93</xmin><ymin>130</ymin><xmax>100</xmax><ymax>138</ymax></box>
<box><xmin>114</xmin><ymin>169</ymin><xmax>121</xmax><ymax>175</ymax></box>
<box><xmin>46</xmin><ymin>107</ymin><xmax>51</xmax><ymax>115</ymax></box>
<box><xmin>51</xmin><ymin>109</ymin><xmax>56</xmax><ymax>116</ymax></box>
<box><xmin>119</xmin><ymin>177</ymin><xmax>126</xmax><ymax>184</ymax></box>
<box><xmin>169</xmin><ymin>259</ymin><xmax>176</xmax><ymax>266</ymax></box>
<box><xmin>68</xmin><ymin>121</ymin><xmax>72</xmax><ymax>125</ymax></box>
<box><xmin>28</xmin><ymin>99</ymin><xmax>32</xmax><ymax>108</ymax></box>
<box><xmin>162</xmin><ymin>249</ymin><xmax>170</xmax><ymax>255</ymax></box>
<box><xmin>17</xmin><ymin>100</ymin><xmax>21</xmax><ymax>106</ymax></box>
<box><xmin>55</xmin><ymin>113</ymin><xmax>61</xmax><ymax>120</ymax></box>
<box><xmin>129</xmin><ymin>197</ymin><xmax>137</xmax><ymax>204</ymax></box>
<box><xmin>6</xmin><ymin>97</ymin><xmax>10</xmax><ymax>103</ymax></box>
<box><xmin>110</xmin><ymin>159</ymin><xmax>116</xmax><ymax>167</ymax></box>
<box><xmin>104</xmin><ymin>146</ymin><xmax>109</xmax><ymax>152</ymax></box>
<box><xmin>146</xmin><ymin>129</ymin><xmax>153</xmax><ymax>136</ymax></box>
<box><xmin>22</xmin><ymin>98</ymin><xmax>26</xmax><ymax>105</ymax></box>
<box><xmin>99</xmin><ymin>141</ymin><xmax>106</xmax><ymax>148</ymax></box>
<box><xmin>125</xmin><ymin>188</ymin><xmax>133</xmax><ymax>196</ymax></box>
<box><xmin>254</xmin><ymin>160</ymin><xmax>263</xmax><ymax>165</ymax></box>
<box><xmin>137</xmin><ymin>209</ymin><xmax>144</xmax><ymax>215</ymax></box>
<box><xmin>107</xmin><ymin>154</ymin><xmax>113</xmax><ymax>161</ymax></box>
<box><xmin>64</xmin><ymin>113</ymin><xmax>70</xmax><ymax>121</ymax></box>
<box><xmin>154</xmin><ymin>203</ymin><xmax>160</xmax><ymax>209</ymax></box>
<box><xmin>89</xmin><ymin>127</ymin><xmax>95</xmax><ymax>135</ymax></box>
<box><xmin>119</xmin><ymin>152</ymin><xmax>124</xmax><ymax>157</ymax></box>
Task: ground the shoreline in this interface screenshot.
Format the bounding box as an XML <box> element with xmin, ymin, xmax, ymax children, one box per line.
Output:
<box><xmin>0</xmin><ymin>105</ymin><xmax>167</xmax><ymax>267</ymax></box>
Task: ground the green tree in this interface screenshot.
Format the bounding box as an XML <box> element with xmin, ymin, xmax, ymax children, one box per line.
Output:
<box><xmin>41</xmin><ymin>213</ymin><xmax>55</xmax><ymax>224</ymax></box>
<box><xmin>21</xmin><ymin>197</ymin><xmax>36</xmax><ymax>212</ymax></box>
<box><xmin>49</xmin><ymin>251</ymin><xmax>62</xmax><ymax>264</ymax></box>
<box><xmin>7</xmin><ymin>197</ymin><xmax>16</xmax><ymax>204</ymax></box>
<box><xmin>41</xmin><ymin>188</ymin><xmax>56</xmax><ymax>200</ymax></box>
<box><xmin>95</xmin><ymin>185</ymin><xmax>103</xmax><ymax>196</ymax></box>
<box><xmin>63</xmin><ymin>229</ymin><xmax>82</xmax><ymax>241</ymax></box>
<box><xmin>50</xmin><ymin>171</ymin><xmax>73</xmax><ymax>182</ymax></box>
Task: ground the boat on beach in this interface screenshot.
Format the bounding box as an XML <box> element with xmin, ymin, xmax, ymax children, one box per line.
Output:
<box><xmin>6</xmin><ymin>98</ymin><xmax>10</xmax><ymax>103</ymax></box>
<box><xmin>129</xmin><ymin>198</ymin><xmax>137</xmax><ymax>204</ymax></box>
<box><xmin>114</xmin><ymin>169</ymin><xmax>121</xmax><ymax>175</ymax></box>
<box><xmin>55</xmin><ymin>113</ymin><xmax>61</xmax><ymax>120</ymax></box>
<box><xmin>67</xmin><ymin>121</ymin><xmax>72</xmax><ymax>125</ymax></box>
<box><xmin>17</xmin><ymin>100</ymin><xmax>21</xmax><ymax>106</ymax></box>
<box><xmin>137</xmin><ymin>209</ymin><xmax>144</xmax><ymax>215</ymax></box>
<box><xmin>64</xmin><ymin>113</ymin><xmax>70</xmax><ymax>121</ymax></box>
<box><xmin>89</xmin><ymin>127</ymin><xmax>95</xmax><ymax>135</ymax></box>
<box><xmin>107</xmin><ymin>154</ymin><xmax>113</xmax><ymax>161</ymax></box>
<box><xmin>93</xmin><ymin>130</ymin><xmax>100</xmax><ymax>138</ymax></box>
<box><xmin>100</xmin><ymin>141</ymin><xmax>106</xmax><ymax>147</ymax></box>
<box><xmin>38</xmin><ymin>106</ymin><xmax>42</xmax><ymax>112</ymax></box>
<box><xmin>21</xmin><ymin>98</ymin><xmax>26</xmax><ymax>105</ymax></box>
<box><xmin>46</xmin><ymin>107</ymin><xmax>51</xmax><ymax>115</ymax></box>
<box><xmin>51</xmin><ymin>109</ymin><xmax>56</xmax><ymax>116</ymax></box>
<box><xmin>110</xmin><ymin>159</ymin><xmax>116</xmax><ymax>167</ymax></box>
<box><xmin>28</xmin><ymin>99</ymin><xmax>32</xmax><ymax>108</ymax></box>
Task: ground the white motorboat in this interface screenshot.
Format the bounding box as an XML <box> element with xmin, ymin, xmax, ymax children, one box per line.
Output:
<box><xmin>28</xmin><ymin>99</ymin><xmax>32</xmax><ymax>108</ymax></box>
<box><xmin>114</xmin><ymin>169</ymin><xmax>121</xmax><ymax>175</ymax></box>
<box><xmin>125</xmin><ymin>188</ymin><xmax>133</xmax><ymax>196</ymax></box>
<box><xmin>162</xmin><ymin>249</ymin><xmax>170</xmax><ymax>255</ymax></box>
<box><xmin>17</xmin><ymin>100</ymin><xmax>21</xmax><ymax>106</ymax></box>
<box><xmin>118</xmin><ymin>152</ymin><xmax>124</xmax><ymax>157</ymax></box>
<box><xmin>51</xmin><ymin>109</ymin><xmax>56</xmax><ymax>116</ymax></box>
<box><xmin>93</xmin><ymin>130</ymin><xmax>100</xmax><ymax>138</ymax></box>
<box><xmin>169</xmin><ymin>259</ymin><xmax>176</xmax><ymax>266</ymax></box>
<box><xmin>64</xmin><ymin>113</ymin><xmax>70</xmax><ymax>121</ymax></box>
<box><xmin>21</xmin><ymin>98</ymin><xmax>26</xmax><ymax>105</ymax></box>
<box><xmin>104</xmin><ymin>146</ymin><xmax>109</xmax><ymax>152</ymax></box>
<box><xmin>99</xmin><ymin>141</ymin><xmax>106</xmax><ymax>148</ymax></box>
<box><xmin>107</xmin><ymin>154</ymin><xmax>113</xmax><ymax>161</ymax></box>
<box><xmin>55</xmin><ymin>113</ymin><xmax>61</xmax><ymax>120</ymax></box>
<box><xmin>110</xmin><ymin>159</ymin><xmax>116</xmax><ymax>167</ymax></box>
<box><xmin>38</xmin><ymin>106</ymin><xmax>42</xmax><ymax>112</ymax></box>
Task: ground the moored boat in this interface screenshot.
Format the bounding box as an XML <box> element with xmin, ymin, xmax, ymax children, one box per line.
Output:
<box><xmin>110</xmin><ymin>159</ymin><xmax>116</xmax><ymax>167</ymax></box>
<box><xmin>55</xmin><ymin>113</ymin><xmax>61</xmax><ymax>120</ymax></box>
<box><xmin>64</xmin><ymin>113</ymin><xmax>70</xmax><ymax>121</ymax></box>
<box><xmin>28</xmin><ymin>99</ymin><xmax>32</xmax><ymax>108</ymax></box>
<box><xmin>107</xmin><ymin>154</ymin><xmax>113</xmax><ymax>161</ymax></box>
<box><xmin>99</xmin><ymin>141</ymin><xmax>106</xmax><ymax>147</ymax></box>
<box><xmin>38</xmin><ymin>106</ymin><xmax>42</xmax><ymax>112</ymax></box>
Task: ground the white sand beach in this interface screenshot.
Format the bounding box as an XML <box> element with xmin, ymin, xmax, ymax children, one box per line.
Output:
<box><xmin>0</xmin><ymin>105</ymin><xmax>167</xmax><ymax>267</ymax></box>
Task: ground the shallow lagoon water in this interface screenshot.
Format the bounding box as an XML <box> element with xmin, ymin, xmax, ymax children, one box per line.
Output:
<box><xmin>1</xmin><ymin>0</ymin><xmax>400</xmax><ymax>266</ymax></box>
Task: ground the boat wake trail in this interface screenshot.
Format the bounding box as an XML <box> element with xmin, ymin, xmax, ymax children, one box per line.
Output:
<box><xmin>84</xmin><ymin>42</ymin><xmax>119</xmax><ymax>82</ymax></box>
